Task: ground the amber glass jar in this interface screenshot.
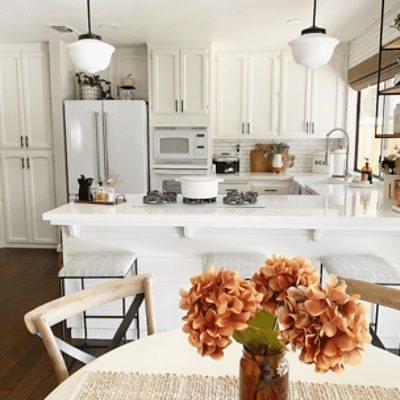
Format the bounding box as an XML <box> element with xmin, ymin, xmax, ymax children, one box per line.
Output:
<box><xmin>394</xmin><ymin>180</ymin><xmax>400</xmax><ymax>206</ymax></box>
<box><xmin>239</xmin><ymin>346</ymin><xmax>289</xmax><ymax>400</ymax></box>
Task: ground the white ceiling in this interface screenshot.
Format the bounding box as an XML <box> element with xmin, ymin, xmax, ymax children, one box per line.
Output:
<box><xmin>0</xmin><ymin>0</ymin><xmax>398</xmax><ymax>47</ymax></box>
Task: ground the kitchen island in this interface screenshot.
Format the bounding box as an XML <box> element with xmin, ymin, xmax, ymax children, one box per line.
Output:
<box><xmin>43</xmin><ymin>174</ymin><xmax>400</xmax><ymax>345</ymax></box>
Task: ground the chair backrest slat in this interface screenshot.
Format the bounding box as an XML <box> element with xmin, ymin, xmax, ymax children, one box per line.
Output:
<box><xmin>340</xmin><ymin>277</ymin><xmax>400</xmax><ymax>311</ymax></box>
<box><xmin>24</xmin><ymin>274</ymin><xmax>156</xmax><ymax>383</ymax></box>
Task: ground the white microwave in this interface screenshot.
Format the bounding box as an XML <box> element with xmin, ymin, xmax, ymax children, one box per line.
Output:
<box><xmin>153</xmin><ymin>127</ymin><xmax>208</xmax><ymax>166</ymax></box>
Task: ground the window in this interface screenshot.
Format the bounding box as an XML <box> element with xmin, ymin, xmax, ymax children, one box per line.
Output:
<box><xmin>355</xmin><ymin>83</ymin><xmax>400</xmax><ymax>175</ymax></box>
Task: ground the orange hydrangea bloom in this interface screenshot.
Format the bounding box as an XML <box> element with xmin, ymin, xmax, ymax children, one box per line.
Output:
<box><xmin>252</xmin><ymin>255</ymin><xmax>319</xmax><ymax>313</ymax></box>
<box><xmin>179</xmin><ymin>268</ymin><xmax>263</xmax><ymax>359</ymax></box>
<box><xmin>276</xmin><ymin>275</ymin><xmax>371</xmax><ymax>373</ymax></box>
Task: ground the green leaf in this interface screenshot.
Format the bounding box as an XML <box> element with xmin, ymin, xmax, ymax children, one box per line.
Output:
<box><xmin>233</xmin><ymin>310</ymin><xmax>286</xmax><ymax>352</ymax></box>
<box><xmin>248</xmin><ymin>310</ymin><xmax>276</xmax><ymax>331</ymax></box>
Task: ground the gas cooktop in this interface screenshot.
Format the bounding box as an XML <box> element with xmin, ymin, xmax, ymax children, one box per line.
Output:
<box><xmin>141</xmin><ymin>190</ymin><xmax>262</xmax><ymax>208</ymax></box>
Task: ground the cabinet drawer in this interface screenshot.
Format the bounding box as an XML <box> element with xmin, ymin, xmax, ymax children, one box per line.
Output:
<box><xmin>218</xmin><ymin>182</ymin><xmax>250</xmax><ymax>194</ymax></box>
<box><xmin>250</xmin><ymin>182</ymin><xmax>291</xmax><ymax>195</ymax></box>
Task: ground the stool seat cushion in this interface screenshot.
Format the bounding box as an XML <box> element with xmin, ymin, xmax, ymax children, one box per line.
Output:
<box><xmin>204</xmin><ymin>252</ymin><xmax>266</xmax><ymax>279</ymax></box>
<box><xmin>59</xmin><ymin>252</ymin><xmax>137</xmax><ymax>278</ymax></box>
<box><xmin>320</xmin><ymin>255</ymin><xmax>400</xmax><ymax>284</ymax></box>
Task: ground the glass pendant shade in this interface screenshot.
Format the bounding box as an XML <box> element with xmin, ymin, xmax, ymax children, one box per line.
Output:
<box><xmin>289</xmin><ymin>32</ymin><xmax>339</xmax><ymax>69</ymax></box>
<box><xmin>67</xmin><ymin>38</ymin><xmax>115</xmax><ymax>73</ymax></box>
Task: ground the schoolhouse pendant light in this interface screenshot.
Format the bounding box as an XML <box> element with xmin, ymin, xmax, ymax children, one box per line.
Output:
<box><xmin>288</xmin><ymin>0</ymin><xmax>339</xmax><ymax>69</ymax></box>
<box><xmin>67</xmin><ymin>0</ymin><xmax>115</xmax><ymax>73</ymax></box>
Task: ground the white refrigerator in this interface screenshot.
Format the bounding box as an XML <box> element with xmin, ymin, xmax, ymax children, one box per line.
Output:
<box><xmin>64</xmin><ymin>100</ymin><xmax>149</xmax><ymax>200</ymax></box>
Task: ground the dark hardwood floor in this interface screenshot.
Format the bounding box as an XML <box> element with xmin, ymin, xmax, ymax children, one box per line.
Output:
<box><xmin>0</xmin><ymin>248</ymin><xmax>60</xmax><ymax>400</ymax></box>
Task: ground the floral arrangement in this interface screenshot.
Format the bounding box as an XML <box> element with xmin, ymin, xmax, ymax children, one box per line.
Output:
<box><xmin>104</xmin><ymin>173</ymin><xmax>121</xmax><ymax>188</ymax></box>
<box><xmin>179</xmin><ymin>255</ymin><xmax>371</xmax><ymax>373</ymax></box>
<box><xmin>268</xmin><ymin>143</ymin><xmax>290</xmax><ymax>155</ymax></box>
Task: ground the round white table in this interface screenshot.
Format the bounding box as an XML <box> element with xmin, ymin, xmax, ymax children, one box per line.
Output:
<box><xmin>46</xmin><ymin>329</ymin><xmax>400</xmax><ymax>399</ymax></box>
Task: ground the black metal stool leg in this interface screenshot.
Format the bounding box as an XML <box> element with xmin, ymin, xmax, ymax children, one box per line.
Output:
<box><xmin>319</xmin><ymin>263</ymin><xmax>323</xmax><ymax>285</ymax></box>
<box><xmin>59</xmin><ymin>278</ymin><xmax>66</xmax><ymax>341</ymax></box>
<box><xmin>81</xmin><ymin>278</ymin><xmax>88</xmax><ymax>346</ymax></box>
<box><xmin>122</xmin><ymin>297</ymin><xmax>127</xmax><ymax>344</ymax></box>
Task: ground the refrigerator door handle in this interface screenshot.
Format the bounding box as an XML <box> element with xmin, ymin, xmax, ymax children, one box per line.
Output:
<box><xmin>103</xmin><ymin>111</ymin><xmax>110</xmax><ymax>179</ymax></box>
<box><xmin>94</xmin><ymin>112</ymin><xmax>102</xmax><ymax>182</ymax></box>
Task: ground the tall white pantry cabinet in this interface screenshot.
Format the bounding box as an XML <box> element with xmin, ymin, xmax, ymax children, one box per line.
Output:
<box><xmin>0</xmin><ymin>44</ymin><xmax>57</xmax><ymax>246</ymax></box>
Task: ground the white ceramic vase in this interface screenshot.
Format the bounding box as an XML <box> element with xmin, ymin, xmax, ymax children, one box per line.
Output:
<box><xmin>272</xmin><ymin>154</ymin><xmax>284</xmax><ymax>169</ymax></box>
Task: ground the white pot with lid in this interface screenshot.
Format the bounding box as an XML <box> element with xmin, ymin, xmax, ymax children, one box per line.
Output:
<box><xmin>175</xmin><ymin>176</ymin><xmax>224</xmax><ymax>199</ymax></box>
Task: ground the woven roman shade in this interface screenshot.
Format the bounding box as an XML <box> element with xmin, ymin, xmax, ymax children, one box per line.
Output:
<box><xmin>348</xmin><ymin>49</ymin><xmax>400</xmax><ymax>91</ymax></box>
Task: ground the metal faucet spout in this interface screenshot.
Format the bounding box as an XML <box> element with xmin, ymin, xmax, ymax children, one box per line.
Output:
<box><xmin>325</xmin><ymin>128</ymin><xmax>351</xmax><ymax>180</ymax></box>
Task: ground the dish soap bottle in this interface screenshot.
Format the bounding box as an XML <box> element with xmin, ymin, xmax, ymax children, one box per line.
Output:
<box><xmin>361</xmin><ymin>158</ymin><xmax>373</xmax><ymax>184</ymax></box>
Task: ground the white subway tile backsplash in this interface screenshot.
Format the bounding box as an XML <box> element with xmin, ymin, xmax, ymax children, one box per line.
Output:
<box><xmin>212</xmin><ymin>138</ymin><xmax>344</xmax><ymax>173</ymax></box>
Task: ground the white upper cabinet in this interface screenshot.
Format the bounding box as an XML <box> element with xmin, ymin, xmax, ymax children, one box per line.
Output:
<box><xmin>310</xmin><ymin>51</ymin><xmax>347</xmax><ymax>136</ymax></box>
<box><xmin>180</xmin><ymin>49</ymin><xmax>208</xmax><ymax>114</ymax></box>
<box><xmin>151</xmin><ymin>49</ymin><xmax>180</xmax><ymax>114</ymax></box>
<box><xmin>0</xmin><ymin>47</ymin><xmax>52</xmax><ymax>149</ymax></box>
<box><xmin>151</xmin><ymin>47</ymin><xmax>209</xmax><ymax>115</ymax></box>
<box><xmin>0</xmin><ymin>53</ymin><xmax>25</xmax><ymax>148</ymax></box>
<box><xmin>279</xmin><ymin>52</ymin><xmax>312</xmax><ymax>136</ymax></box>
<box><xmin>279</xmin><ymin>49</ymin><xmax>347</xmax><ymax>137</ymax></box>
<box><xmin>246</xmin><ymin>52</ymin><xmax>279</xmax><ymax>136</ymax></box>
<box><xmin>216</xmin><ymin>51</ymin><xmax>279</xmax><ymax>138</ymax></box>
<box><xmin>216</xmin><ymin>52</ymin><xmax>247</xmax><ymax>137</ymax></box>
<box><xmin>21</xmin><ymin>52</ymin><xmax>53</xmax><ymax>148</ymax></box>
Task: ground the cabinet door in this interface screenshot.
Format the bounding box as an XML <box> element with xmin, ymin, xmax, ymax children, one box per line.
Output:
<box><xmin>21</xmin><ymin>51</ymin><xmax>52</xmax><ymax>148</ymax></box>
<box><xmin>0</xmin><ymin>152</ymin><xmax>31</xmax><ymax>242</ymax></box>
<box><xmin>279</xmin><ymin>52</ymin><xmax>312</xmax><ymax>136</ymax></box>
<box><xmin>310</xmin><ymin>51</ymin><xmax>347</xmax><ymax>136</ymax></box>
<box><xmin>216</xmin><ymin>52</ymin><xmax>247</xmax><ymax>137</ymax></box>
<box><xmin>151</xmin><ymin>49</ymin><xmax>180</xmax><ymax>114</ymax></box>
<box><xmin>26</xmin><ymin>151</ymin><xmax>57</xmax><ymax>243</ymax></box>
<box><xmin>180</xmin><ymin>49</ymin><xmax>208</xmax><ymax>114</ymax></box>
<box><xmin>247</xmin><ymin>52</ymin><xmax>279</xmax><ymax>137</ymax></box>
<box><xmin>0</xmin><ymin>53</ymin><xmax>25</xmax><ymax>149</ymax></box>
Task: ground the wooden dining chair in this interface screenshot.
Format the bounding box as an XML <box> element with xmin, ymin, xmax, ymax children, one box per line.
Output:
<box><xmin>340</xmin><ymin>277</ymin><xmax>400</xmax><ymax>352</ymax></box>
<box><xmin>24</xmin><ymin>274</ymin><xmax>156</xmax><ymax>383</ymax></box>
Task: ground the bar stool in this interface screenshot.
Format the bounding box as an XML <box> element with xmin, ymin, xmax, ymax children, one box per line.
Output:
<box><xmin>58</xmin><ymin>251</ymin><xmax>138</xmax><ymax>343</ymax></box>
<box><xmin>204</xmin><ymin>252</ymin><xmax>266</xmax><ymax>280</ymax></box>
<box><xmin>320</xmin><ymin>254</ymin><xmax>400</xmax><ymax>351</ymax></box>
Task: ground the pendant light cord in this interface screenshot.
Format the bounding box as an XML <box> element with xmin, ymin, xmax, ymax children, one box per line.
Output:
<box><xmin>312</xmin><ymin>0</ymin><xmax>317</xmax><ymax>28</ymax></box>
<box><xmin>87</xmin><ymin>0</ymin><xmax>92</xmax><ymax>34</ymax></box>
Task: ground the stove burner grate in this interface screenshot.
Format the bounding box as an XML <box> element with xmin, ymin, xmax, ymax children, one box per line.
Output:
<box><xmin>223</xmin><ymin>190</ymin><xmax>258</xmax><ymax>205</ymax></box>
<box><xmin>183</xmin><ymin>197</ymin><xmax>217</xmax><ymax>205</ymax></box>
<box><xmin>143</xmin><ymin>190</ymin><xmax>177</xmax><ymax>205</ymax></box>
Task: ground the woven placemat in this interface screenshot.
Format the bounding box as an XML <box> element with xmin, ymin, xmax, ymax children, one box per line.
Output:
<box><xmin>72</xmin><ymin>371</ymin><xmax>400</xmax><ymax>400</ymax></box>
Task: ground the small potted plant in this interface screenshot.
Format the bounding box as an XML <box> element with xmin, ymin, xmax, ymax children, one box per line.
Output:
<box><xmin>76</xmin><ymin>73</ymin><xmax>111</xmax><ymax>100</ymax></box>
<box><xmin>268</xmin><ymin>142</ymin><xmax>290</xmax><ymax>170</ymax></box>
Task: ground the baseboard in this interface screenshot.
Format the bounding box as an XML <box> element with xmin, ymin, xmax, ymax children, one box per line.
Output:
<box><xmin>3</xmin><ymin>243</ymin><xmax>57</xmax><ymax>249</ymax></box>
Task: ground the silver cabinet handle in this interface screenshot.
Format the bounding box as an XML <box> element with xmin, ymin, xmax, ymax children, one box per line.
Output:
<box><xmin>25</xmin><ymin>135</ymin><xmax>29</xmax><ymax>147</ymax></box>
<box><xmin>20</xmin><ymin>135</ymin><xmax>24</xmax><ymax>148</ymax></box>
<box><xmin>181</xmin><ymin>100</ymin><xmax>184</xmax><ymax>113</ymax></box>
<box><xmin>26</xmin><ymin>157</ymin><xmax>30</xmax><ymax>169</ymax></box>
<box><xmin>311</xmin><ymin>122</ymin><xmax>315</xmax><ymax>134</ymax></box>
<box><xmin>175</xmin><ymin>100</ymin><xmax>178</xmax><ymax>113</ymax></box>
<box><xmin>94</xmin><ymin>112</ymin><xmax>102</xmax><ymax>182</ymax></box>
<box><xmin>247</xmin><ymin>123</ymin><xmax>250</xmax><ymax>135</ymax></box>
<box><xmin>305</xmin><ymin>122</ymin><xmax>309</xmax><ymax>134</ymax></box>
<box><xmin>103</xmin><ymin>111</ymin><xmax>110</xmax><ymax>179</ymax></box>
<box><xmin>21</xmin><ymin>157</ymin><xmax>25</xmax><ymax>169</ymax></box>
<box><xmin>241</xmin><ymin>123</ymin><xmax>245</xmax><ymax>134</ymax></box>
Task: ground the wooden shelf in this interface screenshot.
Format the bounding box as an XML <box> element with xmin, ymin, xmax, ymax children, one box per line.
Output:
<box><xmin>379</xmin><ymin>86</ymin><xmax>400</xmax><ymax>95</ymax></box>
<box><xmin>383</xmin><ymin>37</ymin><xmax>400</xmax><ymax>50</ymax></box>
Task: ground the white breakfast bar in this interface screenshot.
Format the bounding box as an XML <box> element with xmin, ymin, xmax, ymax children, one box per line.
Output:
<box><xmin>43</xmin><ymin>174</ymin><xmax>400</xmax><ymax>344</ymax></box>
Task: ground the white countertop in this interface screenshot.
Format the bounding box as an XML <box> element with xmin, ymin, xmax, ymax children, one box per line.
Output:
<box><xmin>43</xmin><ymin>174</ymin><xmax>400</xmax><ymax>232</ymax></box>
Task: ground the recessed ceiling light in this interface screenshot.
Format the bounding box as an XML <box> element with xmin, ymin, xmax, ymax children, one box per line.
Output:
<box><xmin>98</xmin><ymin>23</ymin><xmax>120</xmax><ymax>30</ymax></box>
<box><xmin>286</xmin><ymin>19</ymin><xmax>302</xmax><ymax>25</ymax></box>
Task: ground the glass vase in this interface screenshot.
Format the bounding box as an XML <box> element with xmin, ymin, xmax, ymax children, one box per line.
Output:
<box><xmin>239</xmin><ymin>346</ymin><xmax>289</xmax><ymax>400</ymax></box>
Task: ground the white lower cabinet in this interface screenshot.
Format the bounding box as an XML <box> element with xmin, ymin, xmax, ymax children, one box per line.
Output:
<box><xmin>0</xmin><ymin>150</ymin><xmax>57</xmax><ymax>244</ymax></box>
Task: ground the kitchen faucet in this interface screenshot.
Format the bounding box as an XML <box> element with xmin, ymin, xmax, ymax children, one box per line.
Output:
<box><xmin>325</xmin><ymin>128</ymin><xmax>351</xmax><ymax>180</ymax></box>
